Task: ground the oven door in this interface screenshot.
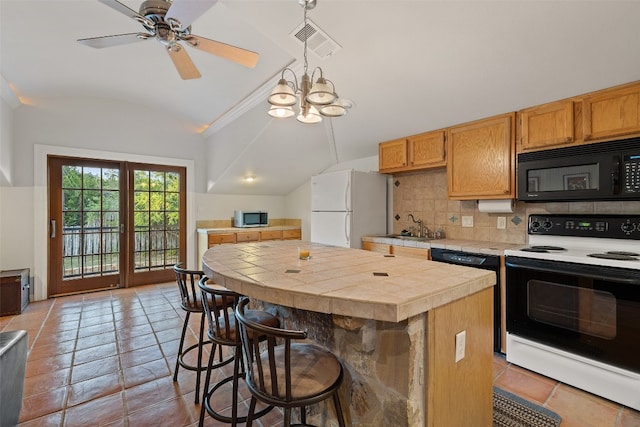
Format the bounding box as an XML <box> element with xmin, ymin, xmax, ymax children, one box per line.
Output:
<box><xmin>506</xmin><ymin>256</ymin><xmax>640</xmax><ymax>374</ymax></box>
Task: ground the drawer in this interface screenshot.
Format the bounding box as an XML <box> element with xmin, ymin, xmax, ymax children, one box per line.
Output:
<box><xmin>282</xmin><ymin>229</ymin><xmax>301</xmax><ymax>240</ymax></box>
<box><xmin>236</xmin><ymin>231</ymin><xmax>260</xmax><ymax>242</ymax></box>
<box><xmin>260</xmin><ymin>230</ymin><xmax>283</xmax><ymax>241</ymax></box>
<box><xmin>208</xmin><ymin>233</ymin><xmax>237</xmax><ymax>247</ymax></box>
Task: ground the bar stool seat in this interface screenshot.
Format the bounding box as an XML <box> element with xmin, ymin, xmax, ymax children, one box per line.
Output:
<box><xmin>235</xmin><ymin>297</ymin><xmax>346</xmax><ymax>427</ymax></box>
<box><xmin>198</xmin><ymin>277</ymin><xmax>279</xmax><ymax>427</ymax></box>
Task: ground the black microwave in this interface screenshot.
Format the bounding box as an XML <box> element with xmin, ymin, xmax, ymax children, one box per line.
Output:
<box><xmin>517</xmin><ymin>138</ymin><xmax>640</xmax><ymax>202</ymax></box>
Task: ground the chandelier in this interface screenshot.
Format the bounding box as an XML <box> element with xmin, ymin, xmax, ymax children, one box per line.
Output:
<box><xmin>267</xmin><ymin>0</ymin><xmax>351</xmax><ymax>124</ymax></box>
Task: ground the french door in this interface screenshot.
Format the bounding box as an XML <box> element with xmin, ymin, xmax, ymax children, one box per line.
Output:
<box><xmin>48</xmin><ymin>156</ymin><xmax>186</xmax><ymax>296</ymax></box>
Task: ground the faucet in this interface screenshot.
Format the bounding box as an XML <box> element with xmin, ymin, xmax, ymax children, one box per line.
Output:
<box><xmin>407</xmin><ymin>214</ymin><xmax>425</xmax><ymax>238</ymax></box>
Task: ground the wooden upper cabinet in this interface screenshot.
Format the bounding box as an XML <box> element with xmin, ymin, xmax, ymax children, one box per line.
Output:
<box><xmin>447</xmin><ymin>113</ymin><xmax>515</xmax><ymax>200</ymax></box>
<box><xmin>583</xmin><ymin>82</ymin><xmax>640</xmax><ymax>141</ymax></box>
<box><xmin>519</xmin><ymin>100</ymin><xmax>574</xmax><ymax>151</ymax></box>
<box><xmin>379</xmin><ymin>130</ymin><xmax>446</xmax><ymax>173</ymax></box>
<box><xmin>408</xmin><ymin>131</ymin><xmax>446</xmax><ymax>169</ymax></box>
<box><xmin>379</xmin><ymin>139</ymin><xmax>408</xmax><ymax>172</ymax></box>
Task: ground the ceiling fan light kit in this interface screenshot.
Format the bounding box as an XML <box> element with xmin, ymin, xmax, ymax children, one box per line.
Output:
<box><xmin>267</xmin><ymin>0</ymin><xmax>351</xmax><ymax>124</ymax></box>
<box><xmin>77</xmin><ymin>0</ymin><xmax>259</xmax><ymax>79</ymax></box>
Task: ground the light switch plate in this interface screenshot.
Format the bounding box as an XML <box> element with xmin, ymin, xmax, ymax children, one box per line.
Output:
<box><xmin>462</xmin><ymin>216</ymin><xmax>474</xmax><ymax>228</ymax></box>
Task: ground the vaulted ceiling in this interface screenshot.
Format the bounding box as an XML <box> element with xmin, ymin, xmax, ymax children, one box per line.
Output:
<box><xmin>2</xmin><ymin>0</ymin><xmax>640</xmax><ymax>195</ymax></box>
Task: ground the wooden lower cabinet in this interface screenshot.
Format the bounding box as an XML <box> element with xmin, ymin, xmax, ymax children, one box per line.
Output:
<box><xmin>362</xmin><ymin>241</ymin><xmax>391</xmax><ymax>254</ymax></box>
<box><xmin>208</xmin><ymin>233</ymin><xmax>236</xmax><ymax>246</ymax></box>
<box><xmin>391</xmin><ymin>245</ymin><xmax>430</xmax><ymax>260</ymax></box>
<box><xmin>0</xmin><ymin>269</ymin><xmax>30</xmax><ymax>316</ymax></box>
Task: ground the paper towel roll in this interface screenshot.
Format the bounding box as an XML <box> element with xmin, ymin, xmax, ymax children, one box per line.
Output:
<box><xmin>477</xmin><ymin>199</ymin><xmax>514</xmax><ymax>213</ymax></box>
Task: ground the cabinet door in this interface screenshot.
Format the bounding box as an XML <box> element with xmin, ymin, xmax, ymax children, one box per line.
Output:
<box><xmin>282</xmin><ymin>229</ymin><xmax>302</xmax><ymax>240</ymax></box>
<box><xmin>583</xmin><ymin>83</ymin><xmax>640</xmax><ymax>141</ymax></box>
<box><xmin>379</xmin><ymin>139</ymin><xmax>408</xmax><ymax>172</ymax></box>
<box><xmin>391</xmin><ymin>246</ymin><xmax>429</xmax><ymax>259</ymax></box>
<box><xmin>519</xmin><ymin>101</ymin><xmax>574</xmax><ymax>151</ymax></box>
<box><xmin>362</xmin><ymin>241</ymin><xmax>391</xmax><ymax>254</ymax></box>
<box><xmin>208</xmin><ymin>233</ymin><xmax>236</xmax><ymax>247</ymax></box>
<box><xmin>447</xmin><ymin>113</ymin><xmax>515</xmax><ymax>199</ymax></box>
<box><xmin>260</xmin><ymin>230</ymin><xmax>282</xmax><ymax>241</ymax></box>
<box><xmin>236</xmin><ymin>231</ymin><xmax>260</xmax><ymax>242</ymax></box>
<box><xmin>408</xmin><ymin>131</ymin><xmax>446</xmax><ymax>168</ymax></box>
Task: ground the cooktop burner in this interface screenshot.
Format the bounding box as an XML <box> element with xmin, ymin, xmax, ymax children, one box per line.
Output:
<box><xmin>587</xmin><ymin>251</ymin><xmax>640</xmax><ymax>261</ymax></box>
<box><xmin>521</xmin><ymin>245</ymin><xmax>566</xmax><ymax>253</ymax></box>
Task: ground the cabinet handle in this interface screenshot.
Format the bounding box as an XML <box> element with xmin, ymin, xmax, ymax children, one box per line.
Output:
<box><xmin>50</xmin><ymin>219</ymin><xmax>56</xmax><ymax>238</ymax></box>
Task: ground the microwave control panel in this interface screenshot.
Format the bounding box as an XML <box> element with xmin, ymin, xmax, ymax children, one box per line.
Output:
<box><xmin>528</xmin><ymin>214</ymin><xmax>640</xmax><ymax>239</ymax></box>
<box><xmin>623</xmin><ymin>154</ymin><xmax>640</xmax><ymax>193</ymax></box>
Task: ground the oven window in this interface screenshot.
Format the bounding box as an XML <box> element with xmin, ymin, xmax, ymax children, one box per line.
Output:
<box><xmin>527</xmin><ymin>280</ymin><xmax>616</xmax><ymax>340</ymax></box>
<box><xmin>526</xmin><ymin>164</ymin><xmax>599</xmax><ymax>192</ymax></box>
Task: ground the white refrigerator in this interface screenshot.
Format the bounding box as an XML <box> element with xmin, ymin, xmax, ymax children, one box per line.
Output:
<box><xmin>310</xmin><ymin>169</ymin><xmax>388</xmax><ymax>248</ymax></box>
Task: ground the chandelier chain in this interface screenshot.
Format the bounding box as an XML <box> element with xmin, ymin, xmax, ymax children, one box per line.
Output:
<box><xmin>303</xmin><ymin>3</ymin><xmax>309</xmax><ymax>75</ymax></box>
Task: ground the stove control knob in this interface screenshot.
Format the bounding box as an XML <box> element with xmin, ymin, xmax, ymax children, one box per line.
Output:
<box><xmin>621</xmin><ymin>222</ymin><xmax>636</xmax><ymax>234</ymax></box>
<box><xmin>542</xmin><ymin>221</ymin><xmax>552</xmax><ymax>230</ymax></box>
<box><xmin>530</xmin><ymin>220</ymin><xmax>541</xmax><ymax>231</ymax></box>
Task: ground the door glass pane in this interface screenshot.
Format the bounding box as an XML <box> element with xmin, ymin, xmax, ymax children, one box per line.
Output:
<box><xmin>60</xmin><ymin>164</ymin><xmax>120</xmax><ymax>280</ymax></box>
<box><xmin>133</xmin><ymin>169</ymin><xmax>181</xmax><ymax>273</ymax></box>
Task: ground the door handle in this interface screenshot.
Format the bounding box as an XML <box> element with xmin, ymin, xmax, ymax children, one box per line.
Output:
<box><xmin>50</xmin><ymin>219</ymin><xmax>56</xmax><ymax>238</ymax></box>
<box><xmin>120</xmin><ymin>224</ymin><xmax>125</xmax><ymax>234</ymax></box>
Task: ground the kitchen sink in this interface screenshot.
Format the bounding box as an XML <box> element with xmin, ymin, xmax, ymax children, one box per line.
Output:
<box><xmin>384</xmin><ymin>234</ymin><xmax>429</xmax><ymax>242</ymax></box>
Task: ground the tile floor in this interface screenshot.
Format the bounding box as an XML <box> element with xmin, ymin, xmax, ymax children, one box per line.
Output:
<box><xmin>1</xmin><ymin>282</ymin><xmax>639</xmax><ymax>427</ymax></box>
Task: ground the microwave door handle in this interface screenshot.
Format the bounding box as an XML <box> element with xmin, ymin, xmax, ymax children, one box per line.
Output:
<box><xmin>611</xmin><ymin>156</ymin><xmax>620</xmax><ymax>194</ymax></box>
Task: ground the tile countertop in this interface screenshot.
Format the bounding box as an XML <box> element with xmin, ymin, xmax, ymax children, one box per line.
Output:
<box><xmin>197</xmin><ymin>225</ymin><xmax>300</xmax><ymax>234</ymax></box>
<box><xmin>362</xmin><ymin>235</ymin><xmax>522</xmax><ymax>256</ymax></box>
<box><xmin>201</xmin><ymin>240</ymin><xmax>495</xmax><ymax>323</ymax></box>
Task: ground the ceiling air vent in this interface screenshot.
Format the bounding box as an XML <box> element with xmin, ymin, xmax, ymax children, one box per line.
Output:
<box><xmin>289</xmin><ymin>19</ymin><xmax>341</xmax><ymax>60</ymax></box>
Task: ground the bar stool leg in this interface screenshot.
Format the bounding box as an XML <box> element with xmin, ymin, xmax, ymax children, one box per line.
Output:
<box><xmin>173</xmin><ymin>311</ymin><xmax>190</xmax><ymax>382</ymax></box>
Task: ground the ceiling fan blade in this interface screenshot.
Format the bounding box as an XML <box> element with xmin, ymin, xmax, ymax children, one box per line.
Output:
<box><xmin>166</xmin><ymin>44</ymin><xmax>202</xmax><ymax>80</ymax></box>
<box><xmin>186</xmin><ymin>35</ymin><xmax>259</xmax><ymax>68</ymax></box>
<box><xmin>166</xmin><ymin>0</ymin><xmax>218</xmax><ymax>30</ymax></box>
<box><xmin>77</xmin><ymin>33</ymin><xmax>150</xmax><ymax>48</ymax></box>
<box><xmin>98</xmin><ymin>0</ymin><xmax>151</xmax><ymax>26</ymax></box>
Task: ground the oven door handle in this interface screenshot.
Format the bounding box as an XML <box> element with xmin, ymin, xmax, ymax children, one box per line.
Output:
<box><xmin>506</xmin><ymin>257</ymin><xmax>640</xmax><ymax>285</ymax></box>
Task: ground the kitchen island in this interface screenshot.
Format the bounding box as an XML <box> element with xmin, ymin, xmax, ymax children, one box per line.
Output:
<box><xmin>202</xmin><ymin>240</ymin><xmax>495</xmax><ymax>426</ymax></box>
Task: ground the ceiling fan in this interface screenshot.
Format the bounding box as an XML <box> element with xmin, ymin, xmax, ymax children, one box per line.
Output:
<box><xmin>78</xmin><ymin>0</ymin><xmax>259</xmax><ymax>79</ymax></box>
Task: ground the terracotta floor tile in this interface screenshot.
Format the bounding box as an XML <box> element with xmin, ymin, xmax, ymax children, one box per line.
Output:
<box><xmin>63</xmin><ymin>392</ymin><xmax>125</xmax><ymax>427</ymax></box>
<box><xmin>76</xmin><ymin>321</ymin><xmax>115</xmax><ymax>339</ymax></box>
<box><xmin>127</xmin><ymin>396</ymin><xmax>192</xmax><ymax>427</ymax></box>
<box><xmin>79</xmin><ymin>312</ymin><xmax>113</xmax><ymax>327</ymax></box>
<box><xmin>31</xmin><ymin>330</ymin><xmax>76</xmax><ymax>349</ymax></box>
<box><xmin>23</xmin><ymin>368</ymin><xmax>71</xmax><ymax>398</ymax></box>
<box><xmin>25</xmin><ymin>353</ymin><xmax>74</xmax><ymax>378</ymax></box>
<box><xmin>120</xmin><ymin>344</ymin><xmax>164</xmax><ymax>369</ymax></box>
<box><xmin>115</xmin><ymin>323</ymin><xmax>153</xmax><ymax>340</ymax></box>
<box><xmin>66</xmin><ymin>371</ymin><xmax>123</xmax><ymax>407</ymax></box>
<box><xmin>118</xmin><ymin>332</ymin><xmax>158</xmax><ymax>353</ymax></box>
<box><xmin>122</xmin><ymin>358</ymin><xmax>171</xmax><ymax>389</ymax></box>
<box><xmin>71</xmin><ymin>355</ymin><xmax>120</xmax><ymax>384</ymax></box>
<box><xmin>155</xmin><ymin>327</ymin><xmax>183</xmax><ymax>343</ymax></box>
<box><xmin>151</xmin><ymin>317</ymin><xmax>185</xmax><ymax>333</ymax></box>
<box><xmin>124</xmin><ymin>377</ymin><xmax>182</xmax><ymax>414</ymax></box>
<box><xmin>73</xmin><ymin>342</ymin><xmax>118</xmax><ymax>365</ymax></box>
<box><xmin>27</xmin><ymin>340</ymin><xmax>76</xmax><ymax>362</ymax></box>
<box><xmin>493</xmin><ymin>363</ymin><xmax>557</xmax><ymax>405</ymax></box>
<box><xmin>39</xmin><ymin>319</ymin><xmax>79</xmax><ymax>334</ymax></box>
<box><xmin>16</xmin><ymin>411</ymin><xmax>63</xmax><ymax>427</ymax></box>
<box><xmin>545</xmin><ymin>383</ymin><xmax>620</xmax><ymax>427</ymax></box>
<box><xmin>19</xmin><ymin>387</ymin><xmax>68</xmax><ymax>423</ymax></box>
<box><xmin>75</xmin><ymin>331</ymin><xmax>117</xmax><ymax>351</ymax></box>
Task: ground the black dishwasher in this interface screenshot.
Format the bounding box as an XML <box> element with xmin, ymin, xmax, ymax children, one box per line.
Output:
<box><xmin>430</xmin><ymin>248</ymin><xmax>502</xmax><ymax>353</ymax></box>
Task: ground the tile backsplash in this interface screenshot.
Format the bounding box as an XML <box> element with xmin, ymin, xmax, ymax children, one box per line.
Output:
<box><xmin>392</xmin><ymin>169</ymin><xmax>640</xmax><ymax>245</ymax></box>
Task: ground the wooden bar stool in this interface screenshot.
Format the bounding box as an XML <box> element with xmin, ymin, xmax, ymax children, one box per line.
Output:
<box><xmin>235</xmin><ymin>297</ymin><xmax>347</xmax><ymax>427</ymax></box>
<box><xmin>172</xmin><ymin>264</ymin><xmax>221</xmax><ymax>404</ymax></box>
<box><xmin>198</xmin><ymin>277</ymin><xmax>279</xmax><ymax>427</ymax></box>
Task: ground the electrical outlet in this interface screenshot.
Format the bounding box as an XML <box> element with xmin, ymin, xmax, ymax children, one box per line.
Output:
<box><xmin>461</xmin><ymin>216</ymin><xmax>474</xmax><ymax>228</ymax></box>
<box><xmin>497</xmin><ymin>216</ymin><xmax>506</xmax><ymax>229</ymax></box>
<box><xmin>455</xmin><ymin>330</ymin><xmax>466</xmax><ymax>362</ymax></box>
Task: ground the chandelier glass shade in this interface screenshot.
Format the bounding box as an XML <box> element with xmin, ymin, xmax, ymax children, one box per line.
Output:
<box><xmin>267</xmin><ymin>0</ymin><xmax>350</xmax><ymax>124</ymax></box>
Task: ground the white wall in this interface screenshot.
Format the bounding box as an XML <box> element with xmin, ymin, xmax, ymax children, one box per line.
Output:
<box><xmin>195</xmin><ymin>193</ymin><xmax>286</xmax><ymax>222</ymax></box>
<box><xmin>0</xmin><ymin>97</ymin><xmax>13</xmax><ymax>185</ymax></box>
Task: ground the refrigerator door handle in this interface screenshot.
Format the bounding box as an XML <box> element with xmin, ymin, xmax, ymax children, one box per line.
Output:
<box><xmin>344</xmin><ymin>175</ymin><xmax>351</xmax><ymax>212</ymax></box>
<box><xmin>344</xmin><ymin>212</ymin><xmax>351</xmax><ymax>246</ymax></box>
